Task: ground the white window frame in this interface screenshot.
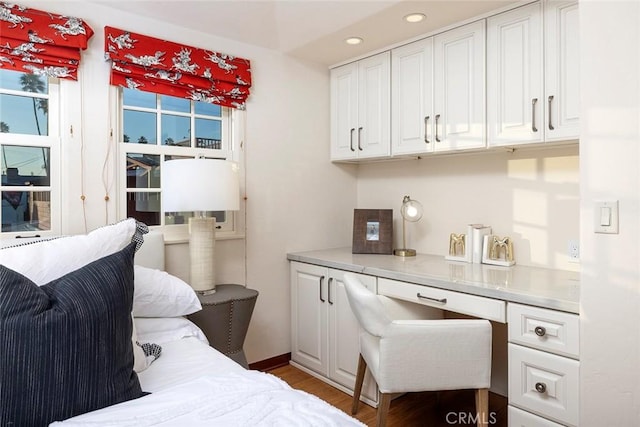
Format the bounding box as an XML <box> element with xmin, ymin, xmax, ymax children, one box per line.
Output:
<box><xmin>114</xmin><ymin>87</ymin><xmax>245</xmax><ymax>242</ymax></box>
<box><xmin>0</xmin><ymin>74</ymin><xmax>61</xmax><ymax>238</ymax></box>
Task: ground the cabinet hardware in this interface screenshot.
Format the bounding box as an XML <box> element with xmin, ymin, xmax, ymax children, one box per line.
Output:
<box><xmin>349</xmin><ymin>128</ymin><xmax>355</xmax><ymax>152</ymax></box>
<box><xmin>424</xmin><ymin>116</ymin><xmax>430</xmax><ymax>144</ymax></box>
<box><xmin>319</xmin><ymin>276</ymin><xmax>326</xmax><ymax>303</ymax></box>
<box><xmin>357</xmin><ymin>127</ymin><xmax>363</xmax><ymax>150</ymax></box>
<box><xmin>535</xmin><ymin>382</ymin><xmax>547</xmax><ymax>393</ymax></box>
<box><xmin>532</xmin><ymin>98</ymin><xmax>538</xmax><ymax>132</ymax></box>
<box><xmin>548</xmin><ymin>95</ymin><xmax>555</xmax><ymax>130</ymax></box>
<box><xmin>417</xmin><ymin>293</ymin><xmax>447</xmax><ymax>304</ymax></box>
<box><xmin>435</xmin><ymin>114</ymin><xmax>441</xmax><ymax>142</ymax></box>
<box><xmin>328</xmin><ymin>278</ymin><xmax>334</xmax><ymax>305</ymax></box>
<box><xmin>534</xmin><ymin>326</ymin><xmax>546</xmax><ymax>337</ymax></box>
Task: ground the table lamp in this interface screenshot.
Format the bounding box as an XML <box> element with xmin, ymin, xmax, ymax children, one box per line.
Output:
<box><xmin>394</xmin><ymin>195</ymin><xmax>423</xmax><ymax>257</ymax></box>
<box><xmin>162</xmin><ymin>158</ymin><xmax>240</xmax><ymax>294</ymax></box>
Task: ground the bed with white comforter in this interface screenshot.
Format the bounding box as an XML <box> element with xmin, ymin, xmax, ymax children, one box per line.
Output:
<box><xmin>53</xmin><ymin>320</ymin><xmax>363</xmax><ymax>427</ymax></box>
<box><xmin>0</xmin><ymin>219</ymin><xmax>364</xmax><ymax>427</ymax></box>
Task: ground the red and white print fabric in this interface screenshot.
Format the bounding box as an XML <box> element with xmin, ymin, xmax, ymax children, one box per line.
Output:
<box><xmin>104</xmin><ymin>26</ymin><xmax>252</xmax><ymax>110</ymax></box>
<box><xmin>0</xmin><ymin>2</ymin><xmax>94</xmax><ymax>80</ymax></box>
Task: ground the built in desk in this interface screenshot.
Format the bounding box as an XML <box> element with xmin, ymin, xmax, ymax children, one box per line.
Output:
<box><xmin>287</xmin><ymin>248</ymin><xmax>581</xmax><ymax>426</ymax></box>
<box><xmin>287</xmin><ymin>247</ymin><xmax>579</xmax><ymax>314</ymax></box>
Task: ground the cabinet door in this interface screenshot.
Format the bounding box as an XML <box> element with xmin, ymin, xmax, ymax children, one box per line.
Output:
<box><xmin>487</xmin><ymin>2</ymin><xmax>543</xmax><ymax>147</ymax></box>
<box><xmin>357</xmin><ymin>52</ymin><xmax>391</xmax><ymax>159</ymax></box>
<box><xmin>545</xmin><ymin>1</ymin><xmax>579</xmax><ymax>141</ymax></box>
<box><xmin>328</xmin><ymin>270</ymin><xmax>377</xmax><ymax>401</ymax></box>
<box><xmin>391</xmin><ymin>38</ymin><xmax>434</xmax><ymax>156</ymax></box>
<box><xmin>290</xmin><ymin>262</ymin><xmax>328</xmax><ymax>375</ymax></box>
<box><xmin>433</xmin><ymin>20</ymin><xmax>486</xmax><ymax>152</ymax></box>
<box><xmin>330</xmin><ymin>62</ymin><xmax>358</xmax><ymax>160</ymax></box>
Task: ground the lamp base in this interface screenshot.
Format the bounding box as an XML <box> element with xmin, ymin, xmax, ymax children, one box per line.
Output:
<box><xmin>394</xmin><ymin>248</ymin><xmax>417</xmax><ymax>257</ymax></box>
<box><xmin>189</xmin><ymin>216</ymin><xmax>217</xmax><ymax>293</ymax></box>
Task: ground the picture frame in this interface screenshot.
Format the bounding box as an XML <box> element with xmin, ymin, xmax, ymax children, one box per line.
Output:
<box><xmin>352</xmin><ymin>209</ymin><xmax>393</xmax><ymax>254</ymax></box>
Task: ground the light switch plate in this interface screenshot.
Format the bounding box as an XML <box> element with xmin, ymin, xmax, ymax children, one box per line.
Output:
<box><xmin>594</xmin><ymin>200</ymin><xmax>619</xmax><ymax>234</ymax></box>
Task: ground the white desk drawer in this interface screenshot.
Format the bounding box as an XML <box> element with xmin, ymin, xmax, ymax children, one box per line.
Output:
<box><xmin>508</xmin><ymin>405</ymin><xmax>564</xmax><ymax>427</ymax></box>
<box><xmin>508</xmin><ymin>303</ymin><xmax>579</xmax><ymax>359</ymax></box>
<box><xmin>377</xmin><ymin>278</ymin><xmax>506</xmax><ymax>323</ymax></box>
<box><xmin>509</xmin><ymin>344</ymin><xmax>579</xmax><ymax>426</ymax></box>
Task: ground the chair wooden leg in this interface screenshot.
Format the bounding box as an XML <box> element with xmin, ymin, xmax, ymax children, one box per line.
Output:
<box><xmin>376</xmin><ymin>392</ymin><xmax>392</xmax><ymax>427</ymax></box>
<box><xmin>352</xmin><ymin>354</ymin><xmax>367</xmax><ymax>415</ymax></box>
<box><xmin>475</xmin><ymin>388</ymin><xmax>489</xmax><ymax>427</ymax></box>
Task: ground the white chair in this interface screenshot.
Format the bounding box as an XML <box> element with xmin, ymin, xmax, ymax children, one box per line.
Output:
<box><xmin>342</xmin><ymin>273</ymin><xmax>492</xmax><ymax>427</ymax></box>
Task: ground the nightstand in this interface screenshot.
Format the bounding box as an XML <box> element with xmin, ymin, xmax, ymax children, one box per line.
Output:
<box><xmin>187</xmin><ymin>284</ymin><xmax>258</xmax><ymax>368</ymax></box>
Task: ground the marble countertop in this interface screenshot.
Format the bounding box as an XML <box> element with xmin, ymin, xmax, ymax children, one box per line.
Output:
<box><xmin>287</xmin><ymin>247</ymin><xmax>580</xmax><ymax>314</ymax></box>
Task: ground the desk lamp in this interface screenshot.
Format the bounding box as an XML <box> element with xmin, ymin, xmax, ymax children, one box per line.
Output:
<box><xmin>393</xmin><ymin>195</ymin><xmax>423</xmax><ymax>257</ymax></box>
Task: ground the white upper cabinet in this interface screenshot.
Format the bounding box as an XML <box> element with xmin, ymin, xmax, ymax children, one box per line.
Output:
<box><xmin>487</xmin><ymin>2</ymin><xmax>544</xmax><ymax>146</ymax></box>
<box><xmin>487</xmin><ymin>1</ymin><xmax>579</xmax><ymax>147</ymax></box>
<box><xmin>391</xmin><ymin>37</ymin><xmax>434</xmax><ymax>156</ymax></box>
<box><xmin>433</xmin><ymin>20</ymin><xmax>486</xmax><ymax>152</ymax></box>
<box><xmin>545</xmin><ymin>0</ymin><xmax>580</xmax><ymax>141</ymax></box>
<box><xmin>330</xmin><ymin>52</ymin><xmax>390</xmax><ymax>161</ymax></box>
<box><xmin>332</xmin><ymin>1</ymin><xmax>579</xmax><ymax>160</ymax></box>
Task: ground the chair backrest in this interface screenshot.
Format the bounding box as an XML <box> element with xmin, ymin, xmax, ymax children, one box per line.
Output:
<box><xmin>343</xmin><ymin>273</ymin><xmax>391</xmax><ymax>337</ymax></box>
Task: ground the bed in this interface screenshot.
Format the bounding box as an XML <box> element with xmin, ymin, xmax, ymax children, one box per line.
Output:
<box><xmin>0</xmin><ymin>219</ymin><xmax>364</xmax><ymax>426</ymax></box>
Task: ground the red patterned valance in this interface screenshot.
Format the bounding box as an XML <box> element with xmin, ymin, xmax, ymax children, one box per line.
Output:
<box><xmin>0</xmin><ymin>2</ymin><xmax>94</xmax><ymax>80</ymax></box>
<box><xmin>104</xmin><ymin>26</ymin><xmax>252</xmax><ymax>110</ymax></box>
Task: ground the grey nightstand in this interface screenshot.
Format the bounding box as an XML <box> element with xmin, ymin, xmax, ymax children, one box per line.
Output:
<box><xmin>187</xmin><ymin>284</ymin><xmax>258</xmax><ymax>368</ymax></box>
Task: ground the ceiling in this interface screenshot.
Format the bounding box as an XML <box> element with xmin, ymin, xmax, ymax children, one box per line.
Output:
<box><xmin>95</xmin><ymin>0</ymin><xmax>522</xmax><ymax>67</ymax></box>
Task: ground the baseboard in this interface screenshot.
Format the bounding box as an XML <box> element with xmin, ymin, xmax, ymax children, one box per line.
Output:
<box><xmin>249</xmin><ymin>352</ymin><xmax>291</xmax><ymax>371</ymax></box>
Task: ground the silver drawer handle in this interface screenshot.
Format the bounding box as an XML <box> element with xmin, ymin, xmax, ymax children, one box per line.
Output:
<box><xmin>531</xmin><ymin>98</ymin><xmax>538</xmax><ymax>132</ymax></box>
<box><xmin>424</xmin><ymin>116</ymin><xmax>430</xmax><ymax>144</ymax></box>
<box><xmin>535</xmin><ymin>382</ymin><xmax>547</xmax><ymax>393</ymax></box>
<box><xmin>417</xmin><ymin>293</ymin><xmax>447</xmax><ymax>304</ymax></box>
<box><xmin>548</xmin><ymin>95</ymin><xmax>555</xmax><ymax>130</ymax></box>
<box><xmin>534</xmin><ymin>326</ymin><xmax>546</xmax><ymax>337</ymax></box>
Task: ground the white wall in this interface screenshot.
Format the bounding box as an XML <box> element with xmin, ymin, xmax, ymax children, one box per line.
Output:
<box><xmin>579</xmin><ymin>1</ymin><xmax>640</xmax><ymax>424</ymax></box>
<box><xmin>357</xmin><ymin>146</ymin><xmax>580</xmax><ymax>271</ymax></box>
<box><xmin>18</xmin><ymin>0</ymin><xmax>356</xmax><ymax>364</ymax></box>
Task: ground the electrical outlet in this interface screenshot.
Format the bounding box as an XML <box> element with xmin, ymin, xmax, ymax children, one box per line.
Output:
<box><xmin>568</xmin><ymin>240</ymin><xmax>580</xmax><ymax>263</ymax></box>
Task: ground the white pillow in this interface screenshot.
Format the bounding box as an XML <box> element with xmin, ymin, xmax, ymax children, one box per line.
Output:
<box><xmin>0</xmin><ymin>218</ymin><xmax>140</xmax><ymax>285</ymax></box>
<box><xmin>133</xmin><ymin>265</ymin><xmax>201</xmax><ymax>317</ymax></box>
<box><xmin>134</xmin><ymin>317</ymin><xmax>208</xmax><ymax>346</ymax></box>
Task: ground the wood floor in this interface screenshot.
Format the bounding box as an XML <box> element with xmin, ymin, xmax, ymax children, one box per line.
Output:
<box><xmin>267</xmin><ymin>364</ymin><xmax>508</xmax><ymax>427</ymax></box>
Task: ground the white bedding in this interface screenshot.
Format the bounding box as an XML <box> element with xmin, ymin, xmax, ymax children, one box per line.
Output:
<box><xmin>51</xmin><ymin>318</ymin><xmax>365</xmax><ymax>427</ymax></box>
<box><xmin>51</xmin><ymin>370</ymin><xmax>364</xmax><ymax>426</ymax></box>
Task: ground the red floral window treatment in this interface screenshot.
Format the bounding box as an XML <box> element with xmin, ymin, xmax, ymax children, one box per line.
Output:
<box><xmin>0</xmin><ymin>2</ymin><xmax>94</xmax><ymax>80</ymax></box>
<box><xmin>104</xmin><ymin>26</ymin><xmax>252</xmax><ymax>110</ymax></box>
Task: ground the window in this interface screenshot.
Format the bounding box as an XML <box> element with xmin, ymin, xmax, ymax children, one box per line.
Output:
<box><xmin>118</xmin><ymin>88</ymin><xmax>238</xmax><ymax>234</ymax></box>
<box><xmin>0</xmin><ymin>69</ymin><xmax>60</xmax><ymax>235</ymax></box>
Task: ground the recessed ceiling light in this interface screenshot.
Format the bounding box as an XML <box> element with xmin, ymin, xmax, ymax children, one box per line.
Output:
<box><xmin>404</xmin><ymin>13</ymin><xmax>426</xmax><ymax>23</ymax></box>
<box><xmin>345</xmin><ymin>37</ymin><xmax>363</xmax><ymax>45</ymax></box>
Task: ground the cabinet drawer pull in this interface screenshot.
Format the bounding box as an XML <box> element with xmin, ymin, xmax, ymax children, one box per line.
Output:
<box><xmin>328</xmin><ymin>278</ymin><xmax>334</xmax><ymax>305</ymax></box>
<box><xmin>535</xmin><ymin>382</ymin><xmax>547</xmax><ymax>394</ymax></box>
<box><xmin>349</xmin><ymin>128</ymin><xmax>355</xmax><ymax>152</ymax></box>
<box><xmin>417</xmin><ymin>293</ymin><xmax>447</xmax><ymax>304</ymax></box>
<box><xmin>357</xmin><ymin>127</ymin><xmax>363</xmax><ymax>151</ymax></box>
<box><xmin>548</xmin><ymin>95</ymin><xmax>555</xmax><ymax>130</ymax></box>
<box><xmin>424</xmin><ymin>116</ymin><xmax>430</xmax><ymax>144</ymax></box>
<box><xmin>531</xmin><ymin>98</ymin><xmax>538</xmax><ymax>132</ymax></box>
<box><xmin>534</xmin><ymin>326</ymin><xmax>546</xmax><ymax>337</ymax></box>
<box><xmin>319</xmin><ymin>276</ymin><xmax>326</xmax><ymax>303</ymax></box>
<box><xmin>435</xmin><ymin>114</ymin><xmax>441</xmax><ymax>142</ymax></box>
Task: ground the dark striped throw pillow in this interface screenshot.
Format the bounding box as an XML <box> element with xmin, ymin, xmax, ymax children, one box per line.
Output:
<box><xmin>0</xmin><ymin>242</ymin><xmax>145</xmax><ymax>426</ymax></box>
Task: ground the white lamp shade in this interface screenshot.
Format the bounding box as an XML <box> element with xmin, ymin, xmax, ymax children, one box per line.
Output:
<box><xmin>162</xmin><ymin>159</ymin><xmax>240</xmax><ymax>212</ymax></box>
